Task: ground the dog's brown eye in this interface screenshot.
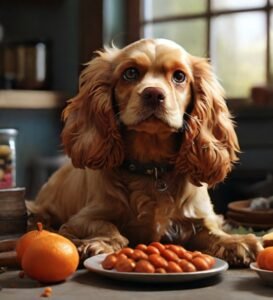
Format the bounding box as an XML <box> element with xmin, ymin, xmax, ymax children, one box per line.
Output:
<box><xmin>172</xmin><ymin>70</ymin><xmax>186</xmax><ymax>84</ymax></box>
<box><xmin>123</xmin><ymin>67</ymin><xmax>139</xmax><ymax>81</ymax></box>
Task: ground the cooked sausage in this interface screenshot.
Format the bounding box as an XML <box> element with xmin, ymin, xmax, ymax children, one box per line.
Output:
<box><xmin>101</xmin><ymin>254</ymin><xmax>117</xmax><ymax>270</ymax></box>
<box><xmin>191</xmin><ymin>256</ymin><xmax>209</xmax><ymax>270</ymax></box>
<box><xmin>148</xmin><ymin>254</ymin><xmax>168</xmax><ymax>268</ymax></box>
<box><xmin>135</xmin><ymin>260</ymin><xmax>155</xmax><ymax>273</ymax></box>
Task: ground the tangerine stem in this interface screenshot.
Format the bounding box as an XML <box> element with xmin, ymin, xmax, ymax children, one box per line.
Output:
<box><xmin>37</xmin><ymin>222</ymin><xmax>43</xmax><ymax>232</ymax></box>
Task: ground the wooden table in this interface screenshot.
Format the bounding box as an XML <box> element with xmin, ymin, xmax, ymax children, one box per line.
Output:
<box><xmin>0</xmin><ymin>267</ymin><xmax>272</xmax><ymax>300</ymax></box>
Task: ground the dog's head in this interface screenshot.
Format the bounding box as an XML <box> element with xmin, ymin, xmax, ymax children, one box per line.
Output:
<box><xmin>62</xmin><ymin>38</ymin><xmax>239</xmax><ymax>187</ymax></box>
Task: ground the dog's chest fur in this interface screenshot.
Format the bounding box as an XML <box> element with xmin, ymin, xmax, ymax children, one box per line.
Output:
<box><xmin>116</xmin><ymin>171</ymin><xmax>194</xmax><ymax>246</ymax></box>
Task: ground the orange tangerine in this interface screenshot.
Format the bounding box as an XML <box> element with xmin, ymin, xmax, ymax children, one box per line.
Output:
<box><xmin>22</xmin><ymin>232</ymin><xmax>79</xmax><ymax>283</ymax></box>
<box><xmin>16</xmin><ymin>222</ymin><xmax>50</xmax><ymax>265</ymax></box>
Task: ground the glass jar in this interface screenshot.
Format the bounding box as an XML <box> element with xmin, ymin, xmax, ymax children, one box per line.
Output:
<box><xmin>0</xmin><ymin>129</ymin><xmax>18</xmax><ymax>188</ymax></box>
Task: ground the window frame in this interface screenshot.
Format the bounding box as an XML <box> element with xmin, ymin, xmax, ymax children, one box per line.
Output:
<box><xmin>126</xmin><ymin>0</ymin><xmax>273</xmax><ymax>100</ymax></box>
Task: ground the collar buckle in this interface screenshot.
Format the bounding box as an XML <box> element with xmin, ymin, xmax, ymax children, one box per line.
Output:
<box><xmin>122</xmin><ymin>160</ymin><xmax>172</xmax><ymax>192</ymax></box>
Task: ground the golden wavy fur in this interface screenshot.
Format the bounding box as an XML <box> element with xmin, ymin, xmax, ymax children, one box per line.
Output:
<box><xmin>28</xmin><ymin>39</ymin><xmax>262</xmax><ymax>266</ymax></box>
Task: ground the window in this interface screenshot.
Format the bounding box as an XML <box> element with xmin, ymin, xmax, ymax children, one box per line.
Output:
<box><xmin>140</xmin><ymin>0</ymin><xmax>273</xmax><ymax>99</ymax></box>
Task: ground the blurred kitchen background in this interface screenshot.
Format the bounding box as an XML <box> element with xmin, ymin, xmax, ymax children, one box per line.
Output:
<box><xmin>0</xmin><ymin>0</ymin><xmax>272</xmax><ymax>216</ymax></box>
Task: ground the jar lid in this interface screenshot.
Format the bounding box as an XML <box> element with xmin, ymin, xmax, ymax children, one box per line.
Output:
<box><xmin>0</xmin><ymin>128</ymin><xmax>18</xmax><ymax>136</ymax></box>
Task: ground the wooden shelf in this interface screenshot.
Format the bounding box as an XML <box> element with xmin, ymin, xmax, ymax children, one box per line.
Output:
<box><xmin>0</xmin><ymin>90</ymin><xmax>65</xmax><ymax>109</ymax></box>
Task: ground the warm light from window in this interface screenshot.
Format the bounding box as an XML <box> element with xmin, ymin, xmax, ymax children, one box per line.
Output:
<box><xmin>141</xmin><ymin>0</ymin><xmax>273</xmax><ymax>99</ymax></box>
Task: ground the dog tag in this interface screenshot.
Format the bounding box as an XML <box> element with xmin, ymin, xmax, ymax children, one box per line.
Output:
<box><xmin>155</xmin><ymin>178</ymin><xmax>168</xmax><ymax>192</ymax></box>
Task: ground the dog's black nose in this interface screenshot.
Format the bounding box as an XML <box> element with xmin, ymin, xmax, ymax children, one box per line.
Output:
<box><xmin>141</xmin><ymin>87</ymin><xmax>166</xmax><ymax>107</ymax></box>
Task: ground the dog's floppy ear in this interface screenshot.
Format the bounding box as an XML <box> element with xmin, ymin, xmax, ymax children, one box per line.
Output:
<box><xmin>61</xmin><ymin>49</ymin><xmax>124</xmax><ymax>169</ymax></box>
<box><xmin>176</xmin><ymin>57</ymin><xmax>240</xmax><ymax>187</ymax></box>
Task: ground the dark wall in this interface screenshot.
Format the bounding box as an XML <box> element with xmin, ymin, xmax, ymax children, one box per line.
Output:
<box><xmin>0</xmin><ymin>108</ymin><xmax>62</xmax><ymax>192</ymax></box>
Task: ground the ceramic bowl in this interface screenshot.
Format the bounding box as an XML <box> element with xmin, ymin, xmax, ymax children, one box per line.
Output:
<box><xmin>227</xmin><ymin>200</ymin><xmax>273</xmax><ymax>229</ymax></box>
<box><xmin>250</xmin><ymin>262</ymin><xmax>273</xmax><ymax>287</ymax></box>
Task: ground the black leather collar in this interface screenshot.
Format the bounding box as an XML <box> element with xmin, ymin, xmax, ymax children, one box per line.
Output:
<box><xmin>121</xmin><ymin>160</ymin><xmax>174</xmax><ymax>192</ymax></box>
<box><xmin>122</xmin><ymin>160</ymin><xmax>174</xmax><ymax>176</ymax></box>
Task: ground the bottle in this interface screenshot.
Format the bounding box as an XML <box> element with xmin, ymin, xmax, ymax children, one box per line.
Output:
<box><xmin>0</xmin><ymin>129</ymin><xmax>18</xmax><ymax>188</ymax></box>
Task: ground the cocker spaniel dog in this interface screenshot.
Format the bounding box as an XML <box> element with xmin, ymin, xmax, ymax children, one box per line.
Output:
<box><xmin>28</xmin><ymin>38</ymin><xmax>262</xmax><ymax>266</ymax></box>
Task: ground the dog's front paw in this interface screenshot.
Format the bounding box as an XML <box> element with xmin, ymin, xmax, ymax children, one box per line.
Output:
<box><xmin>78</xmin><ymin>240</ymin><xmax>115</xmax><ymax>260</ymax></box>
<box><xmin>78</xmin><ymin>236</ymin><xmax>129</xmax><ymax>261</ymax></box>
<box><xmin>210</xmin><ymin>234</ymin><xmax>263</xmax><ymax>267</ymax></box>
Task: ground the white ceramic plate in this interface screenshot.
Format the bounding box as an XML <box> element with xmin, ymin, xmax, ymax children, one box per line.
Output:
<box><xmin>250</xmin><ymin>262</ymin><xmax>273</xmax><ymax>286</ymax></box>
<box><xmin>84</xmin><ymin>254</ymin><xmax>229</xmax><ymax>283</ymax></box>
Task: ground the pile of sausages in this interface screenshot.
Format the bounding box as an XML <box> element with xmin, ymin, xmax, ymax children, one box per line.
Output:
<box><xmin>101</xmin><ymin>242</ymin><xmax>216</xmax><ymax>273</ymax></box>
